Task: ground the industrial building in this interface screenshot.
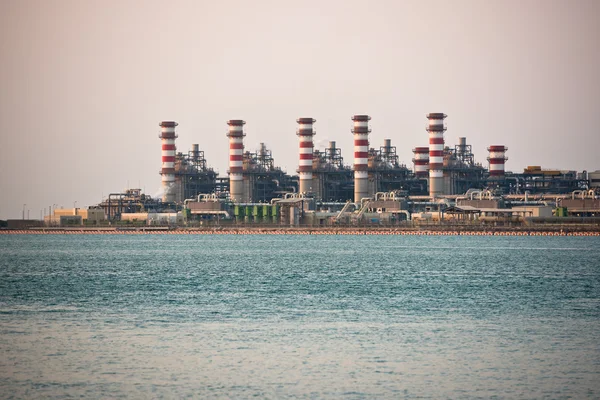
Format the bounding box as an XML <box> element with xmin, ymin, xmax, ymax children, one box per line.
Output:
<box><xmin>44</xmin><ymin>207</ymin><xmax>105</xmax><ymax>226</ymax></box>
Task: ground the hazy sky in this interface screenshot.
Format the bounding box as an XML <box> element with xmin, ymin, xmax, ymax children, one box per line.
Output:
<box><xmin>1</xmin><ymin>0</ymin><xmax>599</xmax><ymax>219</ymax></box>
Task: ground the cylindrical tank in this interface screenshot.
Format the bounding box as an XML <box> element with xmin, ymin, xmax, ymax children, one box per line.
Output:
<box><xmin>427</xmin><ymin>113</ymin><xmax>447</xmax><ymax>198</ymax></box>
<box><xmin>352</xmin><ymin>115</ymin><xmax>371</xmax><ymax>202</ymax></box>
<box><xmin>412</xmin><ymin>147</ymin><xmax>430</xmax><ymax>178</ymax></box>
<box><xmin>192</xmin><ymin>144</ymin><xmax>200</xmax><ymax>161</ymax></box>
<box><xmin>487</xmin><ymin>145</ymin><xmax>508</xmax><ymax>178</ymax></box>
<box><xmin>297</xmin><ymin>117</ymin><xmax>316</xmax><ymax>194</ymax></box>
<box><xmin>227</xmin><ymin>120</ymin><xmax>246</xmax><ymax>202</ymax></box>
<box><xmin>159</xmin><ymin>121</ymin><xmax>178</xmax><ymax>203</ymax></box>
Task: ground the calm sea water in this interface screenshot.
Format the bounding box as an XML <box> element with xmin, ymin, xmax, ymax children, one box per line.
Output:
<box><xmin>1</xmin><ymin>234</ymin><xmax>599</xmax><ymax>399</ymax></box>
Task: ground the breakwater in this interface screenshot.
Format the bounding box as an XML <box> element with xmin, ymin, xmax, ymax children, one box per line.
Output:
<box><xmin>2</xmin><ymin>228</ymin><xmax>599</xmax><ymax>236</ymax></box>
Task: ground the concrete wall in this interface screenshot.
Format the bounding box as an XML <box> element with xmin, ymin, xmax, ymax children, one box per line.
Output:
<box><xmin>511</xmin><ymin>206</ymin><xmax>553</xmax><ymax>217</ymax></box>
<box><xmin>7</xmin><ymin>220</ymin><xmax>44</xmax><ymax>229</ymax></box>
<box><xmin>60</xmin><ymin>215</ymin><xmax>83</xmax><ymax>225</ymax></box>
<box><xmin>187</xmin><ymin>202</ymin><xmax>223</xmax><ymax>212</ymax></box>
<box><xmin>457</xmin><ymin>199</ymin><xmax>505</xmax><ymax>209</ymax></box>
<box><xmin>120</xmin><ymin>213</ymin><xmax>149</xmax><ymax>222</ymax></box>
<box><xmin>369</xmin><ymin>200</ymin><xmax>407</xmax><ymax>211</ymax></box>
<box><xmin>561</xmin><ymin>199</ymin><xmax>600</xmax><ymax>210</ymax></box>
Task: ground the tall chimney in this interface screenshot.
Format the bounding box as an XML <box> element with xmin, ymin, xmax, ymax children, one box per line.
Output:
<box><xmin>412</xmin><ymin>147</ymin><xmax>430</xmax><ymax>178</ymax></box>
<box><xmin>352</xmin><ymin>115</ymin><xmax>371</xmax><ymax>202</ymax></box>
<box><xmin>159</xmin><ymin>121</ymin><xmax>178</xmax><ymax>203</ymax></box>
<box><xmin>488</xmin><ymin>145</ymin><xmax>508</xmax><ymax>178</ymax></box>
<box><xmin>427</xmin><ymin>113</ymin><xmax>446</xmax><ymax>198</ymax></box>
<box><xmin>297</xmin><ymin>118</ymin><xmax>316</xmax><ymax>194</ymax></box>
<box><xmin>227</xmin><ymin>120</ymin><xmax>245</xmax><ymax>202</ymax></box>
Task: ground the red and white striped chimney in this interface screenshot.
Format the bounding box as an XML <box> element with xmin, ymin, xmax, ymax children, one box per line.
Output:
<box><xmin>159</xmin><ymin>121</ymin><xmax>178</xmax><ymax>203</ymax></box>
<box><xmin>227</xmin><ymin>120</ymin><xmax>245</xmax><ymax>202</ymax></box>
<box><xmin>487</xmin><ymin>145</ymin><xmax>508</xmax><ymax>178</ymax></box>
<box><xmin>296</xmin><ymin>118</ymin><xmax>316</xmax><ymax>194</ymax></box>
<box><xmin>352</xmin><ymin>115</ymin><xmax>371</xmax><ymax>203</ymax></box>
<box><xmin>412</xmin><ymin>147</ymin><xmax>430</xmax><ymax>178</ymax></box>
<box><xmin>427</xmin><ymin>113</ymin><xmax>446</xmax><ymax>198</ymax></box>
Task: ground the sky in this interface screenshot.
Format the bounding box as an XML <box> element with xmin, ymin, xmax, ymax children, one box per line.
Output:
<box><xmin>1</xmin><ymin>0</ymin><xmax>599</xmax><ymax>219</ymax></box>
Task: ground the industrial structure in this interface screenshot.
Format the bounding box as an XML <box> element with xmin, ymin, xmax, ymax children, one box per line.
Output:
<box><xmin>441</xmin><ymin>137</ymin><xmax>487</xmax><ymax>195</ymax></box>
<box><xmin>427</xmin><ymin>113</ymin><xmax>446</xmax><ymax>198</ymax></box>
<box><xmin>488</xmin><ymin>145</ymin><xmax>508</xmax><ymax>179</ymax></box>
<box><xmin>297</xmin><ymin>118</ymin><xmax>316</xmax><ymax>195</ymax></box>
<box><xmin>227</xmin><ymin>119</ymin><xmax>245</xmax><ymax>203</ymax></box>
<box><xmin>312</xmin><ymin>141</ymin><xmax>353</xmax><ymax>202</ymax></box>
<box><xmin>63</xmin><ymin>112</ymin><xmax>598</xmax><ymax>228</ymax></box>
<box><xmin>154</xmin><ymin>114</ymin><xmax>594</xmax><ymax>206</ymax></box>
<box><xmin>352</xmin><ymin>115</ymin><xmax>371</xmax><ymax>202</ymax></box>
<box><xmin>241</xmin><ymin>142</ymin><xmax>294</xmax><ymax>202</ymax></box>
<box><xmin>159</xmin><ymin>121</ymin><xmax>178</xmax><ymax>203</ymax></box>
<box><xmin>98</xmin><ymin>189</ymin><xmax>162</xmax><ymax>220</ymax></box>
<box><xmin>412</xmin><ymin>147</ymin><xmax>429</xmax><ymax>179</ymax></box>
<box><xmin>172</xmin><ymin>144</ymin><xmax>218</xmax><ymax>203</ymax></box>
<box><xmin>368</xmin><ymin>139</ymin><xmax>414</xmax><ymax>195</ymax></box>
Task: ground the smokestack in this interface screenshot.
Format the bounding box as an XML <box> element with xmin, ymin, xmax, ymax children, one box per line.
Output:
<box><xmin>352</xmin><ymin>115</ymin><xmax>371</xmax><ymax>202</ymax></box>
<box><xmin>458</xmin><ymin>137</ymin><xmax>467</xmax><ymax>156</ymax></box>
<box><xmin>488</xmin><ymin>145</ymin><xmax>508</xmax><ymax>178</ymax></box>
<box><xmin>227</xmin><ymin>120</ymin><xmax>246</xmax><ymax>202</ymax></box>
<box><xmin>260</xmin><ymin>143</ymin><xmax>267</xmax><ymax>158</ymax></box>
<box><xmin>296</xmin><ymin>118</ymin><xmax>316</xmax><ymax>194</ymax></box>
<box><xmin>159</xmin><ymin>121</ymin><xmax>178</xmax><ymax>203</ymax></box>
<box><xmin>328</xmin><ymin>141</ymin><xmax>336</xmax><ymax>159</ymax></box>
<box><xmin>427</xmin><ymin>113</ymin><xmax>447</xmax><ymax>198</ymax></box>
<box><xmin>412</xmin><ymin>147</ymin><xmax>430</xmax><ymax>178</ymax></box>
<box><xmin>383</xmin><ymin>139</ymin><xmax>392</xmax><ymax>156</ymax></box>
<box><xmin>192</xmin><ymin>144</ymin><xmax>199</xmax><ymax>161</ymax></box>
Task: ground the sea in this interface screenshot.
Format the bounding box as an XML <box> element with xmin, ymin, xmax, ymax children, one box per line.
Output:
<box><xmin>1</xmin><ymin>234</ymin><xmax>599</xmax><ymax>399</ymax></box>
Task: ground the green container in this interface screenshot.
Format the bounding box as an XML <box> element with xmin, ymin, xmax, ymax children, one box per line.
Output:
<box><xmin>555</xmin><ymin>207</ymin><xmax>568</xmax><ymax>217</ymax></box>
<box><xmin>234</xmin><ymin>205</ymin><xmax>245</xmax><ymax>217</ymax></box>
<box><xmin>261</xmin><ymin>205</ymin><xmax>270</xmax><ymax>217</ymax></box>
<box><xmin>252</xmin><ymin>205</ymin><xmax>260</xmax><ymax>217</ymax></box>
<box><xmin>271</xmin><ymin>205</ymin><xmax>279</xmax><ymax>217</ymax></box>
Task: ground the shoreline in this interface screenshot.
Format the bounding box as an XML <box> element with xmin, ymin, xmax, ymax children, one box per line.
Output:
<box><xmin>1</xmin><ymin>227</ymin><xmax>599</xmax><ymax>236</ymax></box>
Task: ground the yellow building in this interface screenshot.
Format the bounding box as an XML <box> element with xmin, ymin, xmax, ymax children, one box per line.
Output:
<box><xmin>45</xmin><ymin>207</ymin><xmax>105</xmax><ymax>226</ymax></box>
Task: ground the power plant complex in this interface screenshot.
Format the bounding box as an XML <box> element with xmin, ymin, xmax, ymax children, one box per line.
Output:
<box><xmin>152</xmin><ymin>113</ymin><xmax>593</xmax><ymax>203</ymax></box>
<box><xmin>35</xmin><ymin>113</ymin><xmax>599</xmax><ymax>228</ymax></box>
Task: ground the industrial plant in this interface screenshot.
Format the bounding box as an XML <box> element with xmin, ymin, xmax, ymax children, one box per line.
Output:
<box><xmin>31</xmin><ymin>113</ymin><xmax>600</xmax><ymax>229</ymax></box>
